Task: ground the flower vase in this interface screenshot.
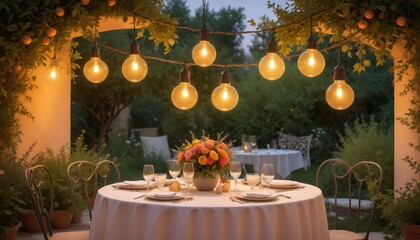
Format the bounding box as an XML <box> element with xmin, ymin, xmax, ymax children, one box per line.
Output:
<box><xmin>193</xmin><ymin>173</ymin><xmax>220</xmax><ymax>191</ymax></box>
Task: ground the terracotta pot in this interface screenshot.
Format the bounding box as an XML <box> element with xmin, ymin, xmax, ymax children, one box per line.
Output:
<box><xmin>71</xmin><ymin>211</ymin><xmax>82</xmax><ymax>224</ymax></box>
<box><xmin>51</xmin><ymin>210</ymin><xmax>73</xmax><ymax>229</ymax></box>
<box><xmin>0</xmin><ymin>223</ymin><xmax>20</xmax><ymax>240</ymax></box>
<box><xmin>193</xmin><ymin>173</ymin><xmax>220</xmax><ymax>191</ymax></box>
<box><xmin>21</xmin><ymin>209</ymin><xmax>45</xmax><ymax>232</ymax></box>
<box><xmin>404</xmin><ymin>225</ymin><xmax>420</xmax><ymax>240</ymax></box>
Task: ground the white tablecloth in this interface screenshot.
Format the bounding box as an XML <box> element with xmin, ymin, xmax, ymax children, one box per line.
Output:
<box><xmin>88</xmin><ymin>182</ymin><xmax>329</xmax><ymax>240</ymax></box>
<box><xmin>234</xmin><ymin>149</ymin><xmax>305</xmax><ymax>178</ymax></box>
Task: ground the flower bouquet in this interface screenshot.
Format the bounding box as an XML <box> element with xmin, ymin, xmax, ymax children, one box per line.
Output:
<box><xmin>177</xmin><ymin>132</ymin><xmax>233</xmax><ymax>178</ymax></box>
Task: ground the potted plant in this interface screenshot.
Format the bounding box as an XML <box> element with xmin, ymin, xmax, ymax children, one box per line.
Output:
<box><xmin>377</xmin><ymin>157</ymin><xmax>420</xmax><ymax>240</ymax></box>
<box><xmin>0</xmin><ymin>177</ymin><xmax>26</xmax><ymax>240</ymax></box>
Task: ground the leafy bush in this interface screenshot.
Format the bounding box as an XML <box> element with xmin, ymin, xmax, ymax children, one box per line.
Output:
<box><xmin>334</xmin><ymin>116</ymin><xmax>394</xmax><ymax>190</ymax></box>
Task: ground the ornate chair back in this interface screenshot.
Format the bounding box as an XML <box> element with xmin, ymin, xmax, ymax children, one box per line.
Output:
<box><xmin>316</xmin><ymin>159</ymin><xmax>383</xmax><ymax>240</ymax></box>
<box><xmin>25</xmin><ymin>165</ymin><xmax>54</xmax><ymax>240</ymax></box>
<box><xmin>67</xmin><ymin>160</ymin><xmax>120</xmax><ymax>221</ymax></box>
<box><xmin>278</xmin><ymin>132</ymin><xmax>312</xmax><ymax>169</ymax></box>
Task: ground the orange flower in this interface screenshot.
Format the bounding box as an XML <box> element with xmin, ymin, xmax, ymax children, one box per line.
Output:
<box><xmin>219</xmin><ymin>142</ymin><xmax>227</xmax><ymax>150</ymax></box>
<box><xmin>219</xmin><ymin>157</ymin><xmax>229</xmax><ymax>168</ymax></box>
<box><xmin>198</xmin><ymin>156</ymin><xmax>207</xmax><ymax>165</ymax></box>
<box><xmin>209</xmin><ymin>150</ymin><xmax>219</xmax><ymax>161</ymax></box>
<box><xmin>205</xmin><ymin>139</ymin><xmax>215</xmax><ymax>149</ymax></box>
<box><xmin>201</xmin><ymin>147</ymin><xmax>209</xmax><ymax>154</ymax></box>
<box><xmin>177</xmin><ymin>152</ymin><xmax>184</xmax><ymax>161</ymax></box>
<box><xmin>206</xmin><ymin>157</ymin><xmax>214</xmax><ymax>165</ymax></box>
<box><xmin>216</xmin><ymin>148</ymin><xmax>229</xmax><ymax>159</ymax></box>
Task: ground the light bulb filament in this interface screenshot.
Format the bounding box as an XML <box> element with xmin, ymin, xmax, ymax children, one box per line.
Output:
<box><xmin>131</xmin><ymin>61</ymin><xmax>139</xmax><ymax>71</ymax></box>
<box><xmin>93</xmin><ymin>63</ymin><xmax>100</xmax><ymax>73</ymax></box>
<box><xmin>336</xmin><ymin>88</ymin><xmax>343</xmax><ymax>98</ymax></box>
<box><xmin>201</xmin><ymin>47</ymin><xmax>208</xmax><ymax>57</ymax></box>
<box><xmin>222</xmin><ymin>89</ymin><xmax>229</xmax><ymax>100</ymax></box>
<box><xmin>269</xmin><ymin>59</ymin><xmax>276</xmax><ymax>69</ymax></box>
<box><xmin>182</xmin><ymin>87</ymin><xmax>189</xmax><ymax>98</ymax></box>
<box><xmin>308</xmin><ymin>53</ymin><xmax>315</xmax><ymax>66</ymax></box>
<box><xmin>50</xmin><ymin>69</ymin><xmax>57</xmax><ymax>79</ymax></box>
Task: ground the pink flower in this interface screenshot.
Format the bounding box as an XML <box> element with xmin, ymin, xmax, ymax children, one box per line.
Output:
<box><xmin>219</xmin><ymin>157</ymin><xmax>229</xmax><ymax>168</ymax></box>
<box><xmin>184</xmin><ymin>150</ymin><xmax>193</xmax><ymax>161</ymax></box>
<box><xmin>0</xmin><ymin>169</ymin><xmax>4</xmax><ymax>176</ymax></box>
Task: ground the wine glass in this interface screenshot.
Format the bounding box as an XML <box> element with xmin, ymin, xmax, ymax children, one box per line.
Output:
<box><xmin>261</xmin><ymin>163</ymin><xmax>275</xmax><ymax>190</ymax></box>
<box><xmin>155</xmin><ymin>173</ymin><xmax>167</xmax><ymax>191</ymax></box>
<box><xmin>249</xmin><ymin>135</ymin><xmax>257</xmax><ymax>151</ymax></box>
<box><xmin>182</xmin><ymin>162</ymin><xmax>195</xmax><ymax>195</ymax></box>
<box><xmin>246</xmin><ymin>173</ymin><xmax>259</xmax><ymax>191</ymax></box>
<box><xmin>143</xmin><ymin>164</ymin><xmax>154</xmax><ymax>192</ymax></box>
<box><xmin>230</xmin><ymin>161</ymin><xmax>242</xmax><ymax>192</ymax></box>
<box><xmin>169</xmin><ymin>160</ymin><xmax>181</xmax><ymax>180</ymax></box>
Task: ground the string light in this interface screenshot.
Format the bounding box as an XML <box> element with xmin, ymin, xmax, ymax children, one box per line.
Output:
<box><xmin>122</xmin><ymin>15</ymin><xmax>148</xmax><ymax>82</ymax></box>
<box><xmin>192</xmin><ymin>0</ymin><xmax>216</xmax><ymax>67</ymax></box>
<box><xmin>297</xmin><ymin>16</ymin><xmax>325</xmax><ymax>77</ymax></box>
<box><xmin>325</xmin><ymin>51</ymin><xmax>354</xmax><ymax>110</ymax></box>
<box><xmin>171</xmin><ymin>65</ymin><xmax>198</xmax><ymax>110</ymax></box>
<box><xmin>258</xmin><ymin>36</ymin><xmax>285</xmax><ymax>81</ymax></box>
<box><xmin>211</xmin><ymin>68</ymin><xmax>239</xmax><ymax>111</ymax></box>
<box><xmin>83</xmin><ymin>42</ymin><xmax>109</xmax><ymax>83</ymax></box>
<box><xmin>44</xmin><ymin>52</ymin><xmax>62</xmax><ymax>85</ymax></box>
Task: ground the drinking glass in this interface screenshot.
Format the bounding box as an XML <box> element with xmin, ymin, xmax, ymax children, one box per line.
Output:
<box><xmin>249</xmin><ymin>135</ymin><xmax>257</xmax><ymax>151</ymax></box>
<box><xmin>143</xmin><ymin>164</ymin><xmax>155</xmax><ymax>192</ymax></box>
<box><xmin>261</xmin><ymin>163</ymin><xmax>275</xmax><ymax>189</ymax></box>
<box><xmin>155</xmin><ymin>173</ymin><xmax>167</xmax><ymax>191</ymax></box>
<box><xmin>246</xmin><ymin>173</ymin><xmax>259</xmax><ymax>191</ymax></box>
<box><xmin>271</xmin><ymin>139</ymin><xmax>278</xmax><ymax>151</ymax></box>
<box><xmin>241</xmin><ymin>135</ymin><xmax>248</xmax><ymax>148</ymax></box>
<box><xmin>169</xmin><ymin>160</ymin><xmax>181</xmax><ymax>180</ymax></box>
<box><xmin>183</xmin><ymin>162</ymin><xmax>195</xmax><ymax>195</ymax></box>
<box><xmin>230</xmin><ymin>161</ymin><xmax>242</xmax><ymax>192</ymax></box>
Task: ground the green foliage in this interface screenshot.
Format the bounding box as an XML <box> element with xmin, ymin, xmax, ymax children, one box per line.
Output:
<box><xmin>335</xmin><ymin>116</ymin><xmax>394</xmax><ymax>190</ymax></box>
<box><xmin>0</xmin><ymin>185</ymin><xmax>26</xmax><ymax>236</ymax></box>
<box><xmin>376</xmin><ymin>157</ymin><xmax>420</xmax><ymax>239</ymax></box>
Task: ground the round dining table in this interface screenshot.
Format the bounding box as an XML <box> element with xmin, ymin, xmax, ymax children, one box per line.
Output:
<box><xmin>88</xmin><ymin>181</ymin><xmax>329</xmax><ymax>240</ymax></box>
<box><xmin>233</xmin><ymin>149</ymin><xmax>305</xmax><ymax>179</ymax></box>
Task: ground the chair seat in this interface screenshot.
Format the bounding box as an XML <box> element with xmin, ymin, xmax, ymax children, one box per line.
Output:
<box><xmin>329</xmin><ymin>229</ymin><xmax>365</xmax><ymax>240</ymax></box>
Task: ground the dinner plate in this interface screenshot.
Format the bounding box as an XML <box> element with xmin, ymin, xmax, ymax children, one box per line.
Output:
<box><xmin>236</xmin><ymin>192</ymin><xmax>278</xmax><ymax>202</ymax></box>
<box><xmin>269</xmin><ymin>180</ymin><xmax>300</xmax><ymax>189</ymax></box>
<box><xmin>145</xmin><ymin>192</ymin><xmax>185</xmax><ymax>201</ymax></box>
<box><xmin>113</xmin><ymin>181</ymin><xmax>155</xmax><ymax>190</ymax></box>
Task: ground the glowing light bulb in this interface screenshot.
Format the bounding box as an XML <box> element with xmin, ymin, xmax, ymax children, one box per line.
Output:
<box><xmin>325</xmin><ymin>63</ymin><xmax>354</xmax><ymax>110</ymax></box>
<box><xmin>297</xmin><ymin>22</ymin><xmax>326</xmax><ymax>77</ymax></box>
<box><xmin>83</xmin><ymin>44</ymin><xmax>108</xmax><ymax>83</ymax></box>
<box><xmin>171</xmin><ymin>66</ymin><xmax>198</xmax><ymax>110</ymax></box>
<box><xmin>122</xmin><ymin>41</ymin><xmax>148</xmax><ymax>83</ymax></box>
<box><xmin>211</xmin><ymin>70</ymin><xmax>239</xmax><ymax>111</ymax></box>
<box><xmin>44</xmin><ymin>57</ymin><xmax>62</xmax><ymax>85</ymax></box>
<box><xmin>192</xmin><ymin>28</ymin><xmax>216</xmax><ymax>67</ymax></box>
<box><xmin>258</xmin><ymin>38</ymin><xmax>285</xmax><ymax>80</ymax></box>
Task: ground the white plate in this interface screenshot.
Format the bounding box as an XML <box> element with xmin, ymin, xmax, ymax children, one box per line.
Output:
<box><xmin>237</xmin><ymin>192</ymin><xmax>278</xmax><ymax>202</ymax></box>
<box><xmin>153</xmin><ymin>191</ymin><xmax>177</xmax><ymax>198</ymax></box>
<box><xmin>124</xmin><ymin>180</ymin><xmax>151</xmax><ymax>187</ymax></box>
<box><xmin>145</xmin><ymin>192</ymin><xmax>184</xmax><ymax>201</ymax></box>
<box><xmin>269</xmin><ymin>180</ymin><xmax>300</xmax><ymax>189</ymax></box>
<box><xmin>242</xmin><ymin>192</ymin><xmax>273</xmax><ymax>198</ymax></box>
<box><xmin>113</xmin><ymin>181</ymin><xmax>155</xmax><ymax>190</ymax></box>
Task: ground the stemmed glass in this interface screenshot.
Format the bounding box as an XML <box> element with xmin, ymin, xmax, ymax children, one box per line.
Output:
<box><xmin>249</xmin><ymin>135</ymin><xmax>257</xmax><ymax>151</ymax></box>
<box><xmin>182</xmin><ymin>162</ymin><xmax>194</xmax><ymax>195</ymax></box>
<box><xmin>246</xmin><ymin>173</ymin><xmax>259</xmax><ymax>191</ymax></box>
<box><xmin>169</xmin><ymin>160</ymin><xmax>181</xmax><ymax>180</ymax></box>
<box><xmin>261</xmin><ymin>163</ymin><xmax>275</xmax><ymax>190</ymax></box>
<box><xmin>230</xmin><ymin>161</ymin><xmax>242</xmax><ymax>192</ymax></box>
<box><xmin>143</xmin><ymin>164</ymin><xmax>155</xmax><ymax>192</ymax></box>
<box><xmin>155</xmin><ymin>173</ymin><xmax>167</xmax><ymax>191</ymax></box>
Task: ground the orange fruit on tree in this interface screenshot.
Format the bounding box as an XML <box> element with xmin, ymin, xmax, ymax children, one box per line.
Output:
<box><xmin>364</xmin><ymin>10</ymin><xmax>374</xmax><ymax>20</ymax></box>
<box><xmin>358</xmin><ymin>20</ymin><xmax>368</xmax><ymax>29</ymax></box>
<box><xmin>41</xmin><ymin>37</ymin><xmax>50</xmax><ymax>46</ymax></box>
<box><xmin>396</xmin><ymin>16</ymin><xmax>406</xmax><ymax>27</ymax></box>
<box><xmin>107</xmin><ymin>0</ymin><xmax>116</xmax><ymax>6</ymax></box>
<box><xmin>46</xmin><ymin>27</ymin><xmax>57</xmax><ymax>37</ymax></box>
<box><xmin>22</xmin><ymin>35</ymin><xmax>32</xmax><ymax>45</ymax></box>
<box><xmin>15</xmin><ymin>65</ymin><xmax>22</xmax><ymax>71</ymax></box>
<box><xmin>55</xmin><ymin>7</ymin><xmax>65</xmax><ymax>17</ymax></box>
<box><xmin>81</xmin><ymin>0</ymin><xmax>90</xmax><ymax>5</ymax></box>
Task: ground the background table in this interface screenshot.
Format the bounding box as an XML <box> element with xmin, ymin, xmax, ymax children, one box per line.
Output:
<box><xmin>234</xmin><ymin>149</ymin><xmax>305</xmax><ymax>178</ymax></box>
<box><xmin>88</xmin><ymin>182</ymin><xmax>329</xmax><ymax>240</ymax></box>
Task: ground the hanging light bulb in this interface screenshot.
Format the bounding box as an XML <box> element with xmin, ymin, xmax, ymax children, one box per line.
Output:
<box><xmin>44</xmin><ymin>53</ymin><xmax>62</xmax><ymax>85</ymax></box>
<box><xmin>297</xmin><ymin>16</ymin><xmax>325</xmax><ymax>77</ymax></box>
<box><xmin>171</xmin><ymin>65</ymin><xmax>198</xmax><ymax>110</ymax></box>
<box><xmin>325</xmin><ymin>63</ymin><xmax>355</xmax><ymax>110</ymax></box>
<box><xmin>211</xmin><ymin>69</ymin><xmax>239</xmax><ymax>111</ymax></box>
<box><xmin>122</xmin><ymin>40</ymin><xmax>148</xmax><ymax>82</ymax></box>
<box><xmin>192</xmin><ymin>0</ymin><xmax>216</xmax><ymax>67</ymax></box>
<box><xmin>83</xmin><ymin>43</ymin><xmax>108</xmax><ymax>83</ymax></box>
<box><xmin>258</xmin><ymin>37</ymin><xmax>285</xmax><ymax>80</ymax></box>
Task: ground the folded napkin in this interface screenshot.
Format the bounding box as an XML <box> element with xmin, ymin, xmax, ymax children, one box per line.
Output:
<box><xmin>243</xmin><ymin>192</ymin><xmax>273</xmax><ymax>198</ymax></box>
<box><xmin>123</xmin><ymin>180</ymin><xmax>149</xmax><ymax>187</ymax></box>
<box><xmin>270</xmin><ymin>180</ymin><xmax>299</xmax><ymax>188</ymax></box>
<box><xmin>153</xmin><ymin>192</ymin><xmax>177</xmax><ymax>198</ymax></box>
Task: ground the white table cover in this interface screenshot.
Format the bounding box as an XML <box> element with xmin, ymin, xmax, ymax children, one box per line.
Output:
<box><xmin>234</xmin><ymin>149</ymin><xmax>305</xmax><ymax>178</ymax></box>
<box><xmin>88</xmin><ymin>182</ymin><xmax>329</xmax><ymax>240</ymax></box>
